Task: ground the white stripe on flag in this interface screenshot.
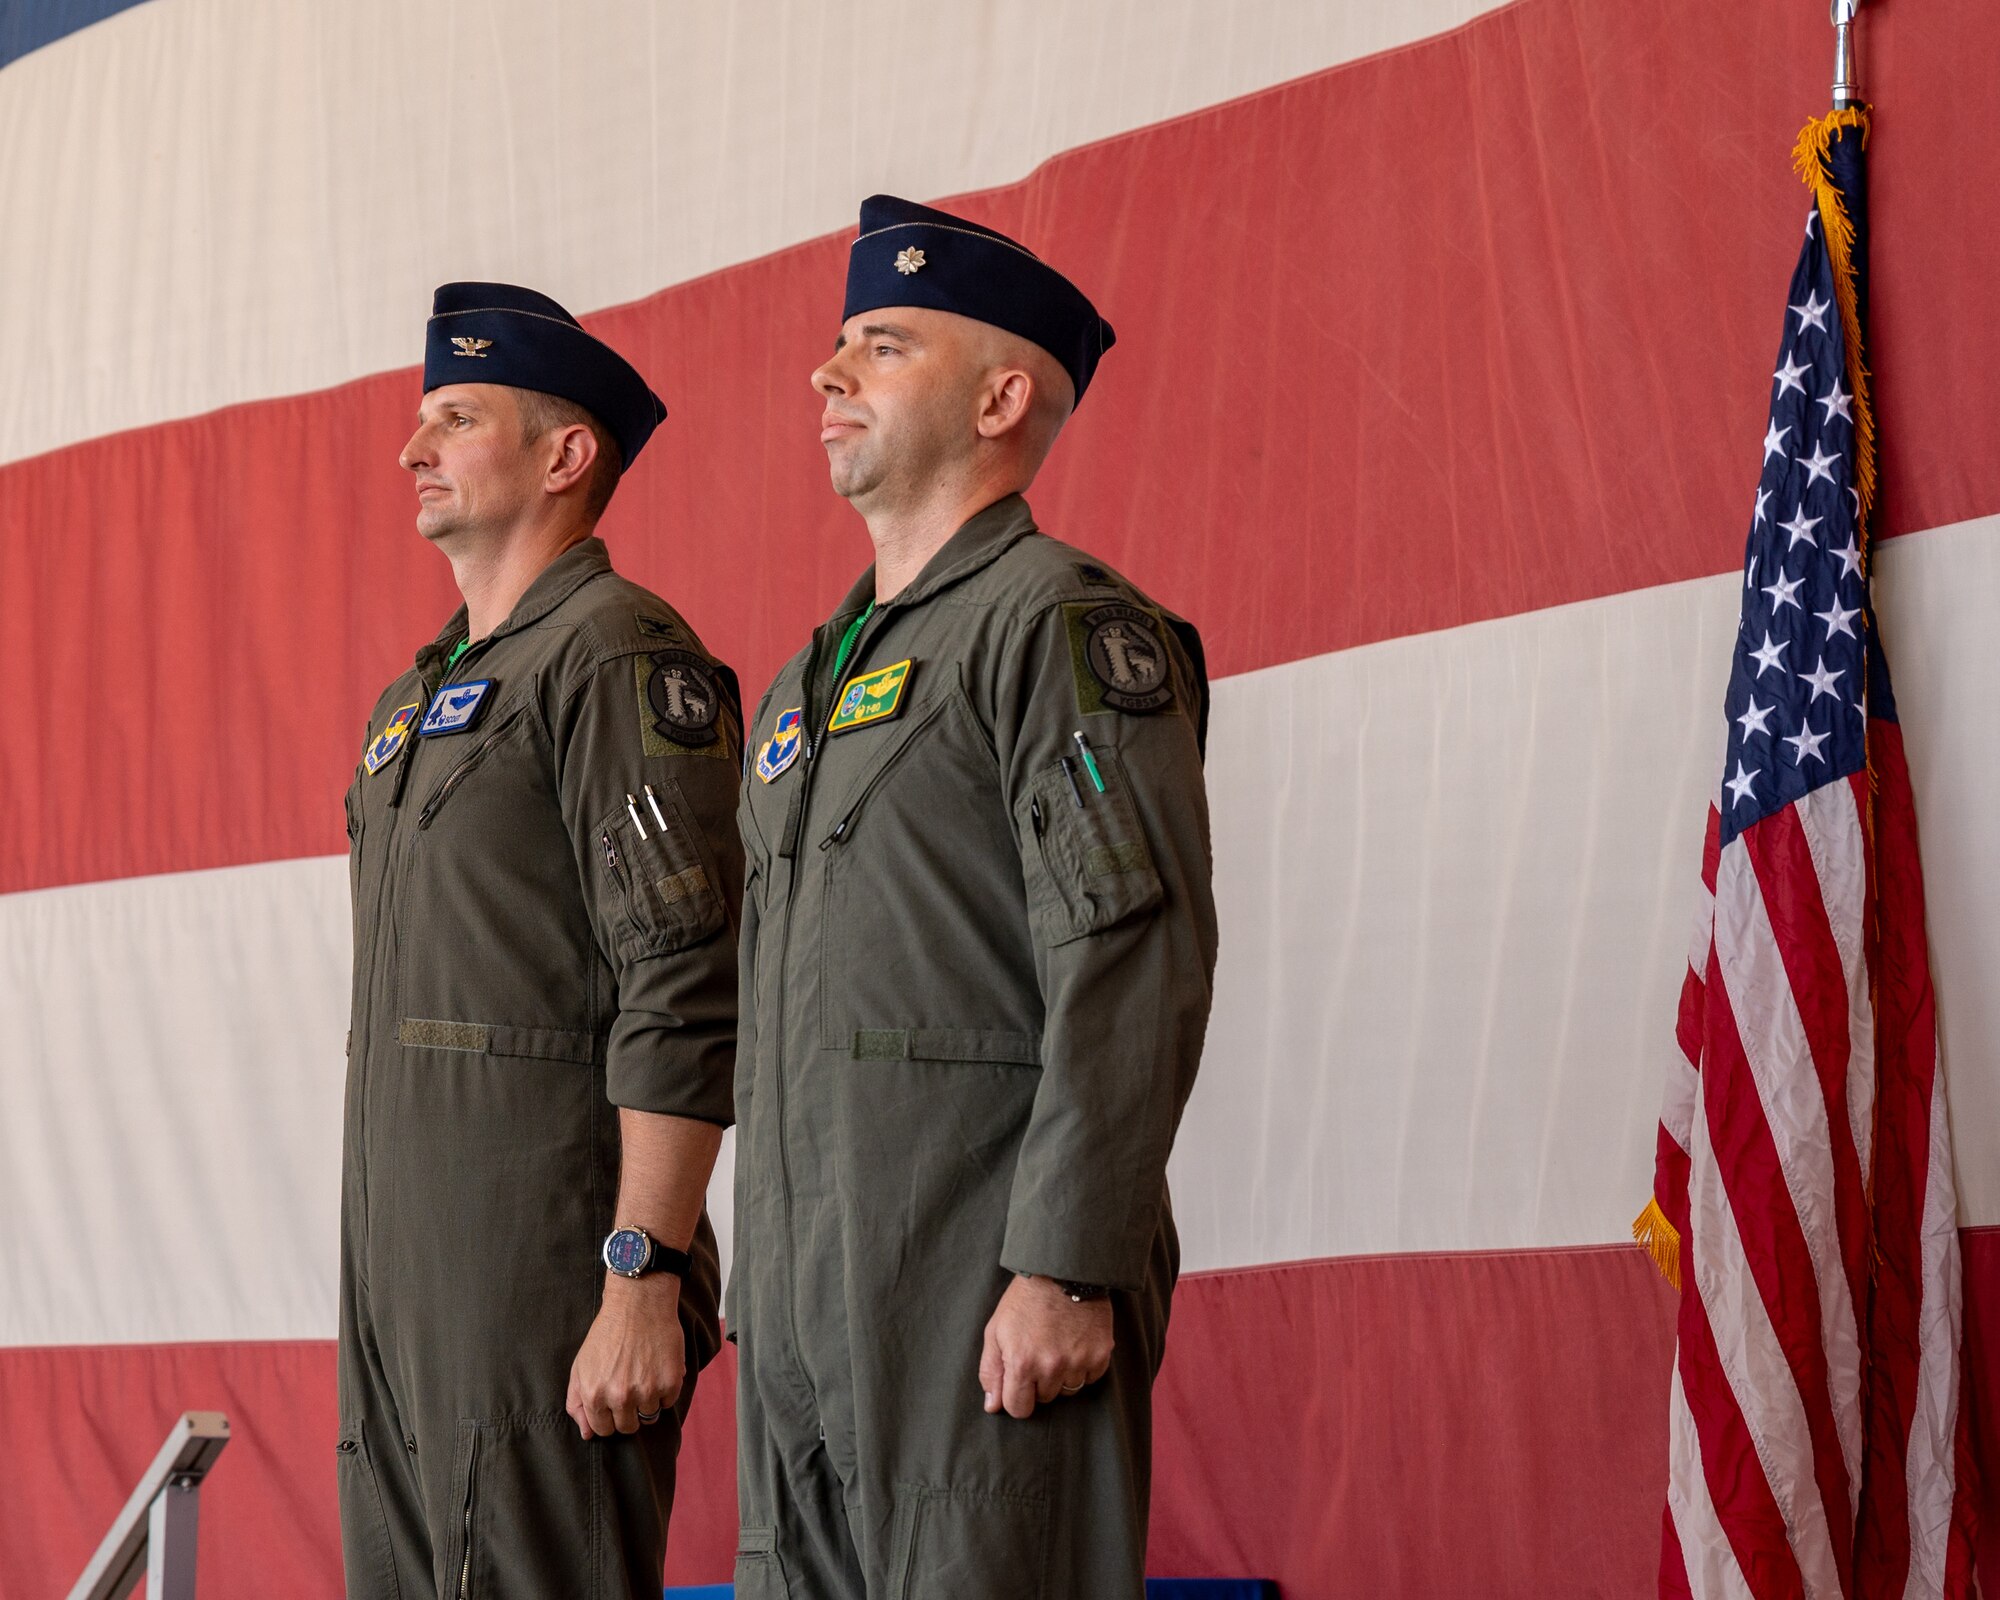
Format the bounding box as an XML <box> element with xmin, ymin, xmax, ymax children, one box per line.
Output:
<box><xmin>1901</xmin><ymin>1064</ymin><xmax>1965</xmax><ymax>1599</ymax></box>
<box><xmin>1667</xmin><ymin>1364</ymin><xmax>1759</xmax><ymax>1600</ymax></box>
<box><xmin>1791</xmin><ymin>781</ymin><xmax>1876</xmax><ymax>1198</ymax></box>
<box><xmin>1712</xmin><ymin>840</ymin><xmax>1865</xmax><ymax>1496</ymax></box>
<box><xmin>1686</xmin><ymin>1028</ymin><xmax>1846</xmax><ymax>1600</ymax></box>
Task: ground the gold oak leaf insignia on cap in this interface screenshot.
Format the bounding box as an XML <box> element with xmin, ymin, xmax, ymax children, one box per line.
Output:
<box><xmin>450</xmin><ymin>337</ymin><xmax>492</xmax><ymax>357</ymax></box>
<box><xmin>894</xmin><ymin>247</ymin><xmax>926</xmax><ymax>276</ymax></box>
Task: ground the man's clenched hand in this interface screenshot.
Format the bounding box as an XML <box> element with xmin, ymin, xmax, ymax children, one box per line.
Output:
<box><xmin>979</xmin><ymin>1275</ymin><xmax>1113</xmax><ymax>1420</ymax></box>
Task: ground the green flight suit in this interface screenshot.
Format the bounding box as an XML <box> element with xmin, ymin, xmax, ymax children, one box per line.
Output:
<box><xmin>338</xmin><ymin>538</ymin><xmax>741</xmax><ymax>1600</ymax></box>
<box><xmin>731</xmin><ymin>495</ymin><xmax>1218</xmax><ymax>1599</ymax></box>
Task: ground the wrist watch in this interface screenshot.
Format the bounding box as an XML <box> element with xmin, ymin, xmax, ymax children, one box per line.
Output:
<box><xmin>601</xmin><ymin>1225</ymin><xmax>691</xmax><ymax>1280</ymax></box>
<box><xmin>1054</xmin><ymin>1279</ymin><xmax>1109</xmax><ymax>1303</ymax></box>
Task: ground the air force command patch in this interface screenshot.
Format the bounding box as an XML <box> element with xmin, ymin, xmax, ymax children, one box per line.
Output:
<box><xmin>1066</xmin><ymin>602</ymin><xmax>1174</xmax><ymax>715</ymax></box>
<box><xmin>756</xmin><ymin>708</ymin><xmax>803</xmax><ymax>783</ymax></box>
<box><xmin>418</xmin><ymin>679</ymin><xmax>494</xmax><ymax>737</ymax></box>
<box><xmin>364</xmin><ymin>702</ymin><xmax>423</xmax><ymax>774</ymax></box>
<box><xmin>827</xmin><ymin>659</ymin><xmax>914</xmax><ymax>735</ymax></box>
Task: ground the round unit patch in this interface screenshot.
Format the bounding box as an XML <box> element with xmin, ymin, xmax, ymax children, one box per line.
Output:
<box><xmin>646</xmin><ymin>649</ymin><xmax>723</xmax><ymax>746</ymax></box>
<box><xmin>1082</xmin><ymin>604</ymin><xmax>1173</xmax><ymax>713</ymax></box>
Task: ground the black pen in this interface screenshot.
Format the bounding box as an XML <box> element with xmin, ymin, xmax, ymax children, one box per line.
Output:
<box><xmin>1058</xmin><ymin>756</ymin><xmax>1085</xmax><ymax>808</ymax></box>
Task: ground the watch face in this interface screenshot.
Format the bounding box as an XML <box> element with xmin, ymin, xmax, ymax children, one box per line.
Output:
<box><xmin>604</xmin><ymin>1229</ymin><xmax>652</xmax><ymax>1275</ymax></box>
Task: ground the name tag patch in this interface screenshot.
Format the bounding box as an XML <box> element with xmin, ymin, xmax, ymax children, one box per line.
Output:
<box><xmin>756</xmin><ymin>708</ymin><xmax>803</xmax><ymax>783</ymax></box>
<box><xmin>827</xmin><ymin>659</ymin><xmax>914</xmax><ymax>735</ymax></box>
<box><xmin>418</xmin><ymin>679</ymin><xmax>494</xmax><ymax>737</ymax></box>
<box><xmin>364</xmin><ymin>702</ymin><xmax>423</xmax><ymax>775</ymax></box>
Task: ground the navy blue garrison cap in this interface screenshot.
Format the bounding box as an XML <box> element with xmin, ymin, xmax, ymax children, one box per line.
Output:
<box><xmin>423</xmin><ymin>282</ymin><xmax>667</xmax><ymax>467</ymax></box>
<box><xmin>843</xmin><ymin>195</ymin><xmax>1116</xmax><ymax>404</ymax></box>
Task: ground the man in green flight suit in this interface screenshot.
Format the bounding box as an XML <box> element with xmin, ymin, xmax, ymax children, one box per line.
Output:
<box><xmin>732</xmin><ymin>197</ymin><xmax>1218</xmax><ymax>1598</ymax></box>
<box><xmin>339</xmin><ymin>283</ymin><xmax>741</xmax><ymax>1599</ymax></box>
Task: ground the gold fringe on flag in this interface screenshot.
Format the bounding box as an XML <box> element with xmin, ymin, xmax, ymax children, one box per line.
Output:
<box><xmin>1792</xmin><ymin>107</ymin><xmax>1876</xmax><ymax>567</ymax></box>
<box><xmin>1632</xmin><ymin>1196</ymin><xmax>1682</xmax><ymax>1291</ymax></box>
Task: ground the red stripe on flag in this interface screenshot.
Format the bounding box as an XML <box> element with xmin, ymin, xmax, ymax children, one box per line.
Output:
<box><xmin>1852</xmin><ymin>721</ymin><xmax>1954</xmax><ymax>1591</ymax></box>
<box><xmin>1741</xmin><ymin>808</ymin><xmax>1872</xmax><ymax>1329</ymax></box>
<box><xmin>1698</xmin><ymin>953</ymin><xmax>1857</xmax><ymax>1584</ymax></box>
<box><xmin>1674</xmin><ymin>1239</ymin><xmax>1808</xmax><ymax>1599</ymax></box>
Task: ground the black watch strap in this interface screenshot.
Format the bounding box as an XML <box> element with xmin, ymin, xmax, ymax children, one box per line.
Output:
<box><xmin>643</xmin><ymin>1240</ymin><xmax>692</xmax><ymax>1279</ymax></box>
<box><xmin>1055</xmin><ymin>1279</ymin><xmax>1110</xmax><ymax>1303</ymax></box>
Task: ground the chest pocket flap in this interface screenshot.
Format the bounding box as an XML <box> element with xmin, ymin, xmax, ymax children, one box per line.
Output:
<box><xmin>1018</xmin><ymin>745</ymin><xmax>1164</xmax><ymax>947</ymax></box>
<box><xmin>594</xmin><ymin>780</ymin><xmax>728</xmax><ymax>959</ymax></box>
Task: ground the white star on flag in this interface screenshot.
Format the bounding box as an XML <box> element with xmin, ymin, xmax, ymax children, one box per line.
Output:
<box><xmin>1789</xmin><ymin>288</ymin><xmax>1831</xmax><ymax>332</ymax></box>
<box><xmin>1831</xmin><ymin>535</ymin><xmax>1863</xmax><ymax>580</ymax></box>
<box><xmin>1773</xmin><ymin>352</ymin><xmax>1809</xmax><ymax>397</ymax></box>
<box><xmin>1799</xmin><ymin>658</ymin><xmax>1846</xmax><ymax>701</ymax></box>
<box><xmin>1783</xmin><ymin>721</ymin><xmax>1831</xmax><ymax>765</ymax></box>
<box><xmin>1724</xmin><ymin>760</ymin><xmax>1760</xmax><ymax>807</ymax></box>
<box><xmin>1817</xmin><ymin>376</ymin><xmax>1854</xmax><ymax>425</ymax></box>
<box><xmin>1761</xmin><ymin>570</ymin><xmax>1804</xmax><ymax>612</ymax></box>
<box><xmin>1762</xmin><ymin>420</ymin><xmax>1790</xmax><ymax>463</ymax></box>
<box><xmin>1754</xmin><ymin>487</ymin><xmax>1772</xmax><ymax>525</ymax></box>
<box><xmin>1748</xmin><ymin>631</ymin><xmax>1787</xmax><ymax>677</ymax></box>
<box><xmin>1815</xmin><ymin>599</ymin><xmax>1861</xmax><ymax>640</ymax></box>
<box><xmin>1735</xmin><ymin>697</ymin><xmax>1776</xmax><ymax>738</ymax></box>
<box><xmin>1779</xmin><ymin>508</ymin><xmax>1821</xmax><ymax>550</ymax></box>
<box><xmin>1800</xmin><ymin>443</ymin><xmax>1839</xmax><ymax>486</ymax></box>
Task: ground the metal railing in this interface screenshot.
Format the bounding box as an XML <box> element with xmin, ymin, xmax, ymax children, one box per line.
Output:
<box><xmin>66</xmin><ymin>1412</ymin><xmax>230</xmax><ymax>1600</ymax></box>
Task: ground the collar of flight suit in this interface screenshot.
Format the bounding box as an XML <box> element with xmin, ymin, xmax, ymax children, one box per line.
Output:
<box><xmin>828</xmin><ymin>493</ymin><xmax>1041</xmax><ymax>628</ymax></box>
<box><xmin>411</xmin><ymin>534</ymin><xmax>615</xmax><ymax>674</ymax></box>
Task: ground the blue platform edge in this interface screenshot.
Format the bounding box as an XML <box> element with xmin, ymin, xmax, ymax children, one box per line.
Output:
<box><xmin>666</xmin><ymin>1583</ymin><xmax>1277</xmax><ymax>1598</ymax></box>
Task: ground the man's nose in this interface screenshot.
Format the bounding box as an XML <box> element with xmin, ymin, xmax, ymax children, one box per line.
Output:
<box><xmin>398</xmin><ymin>426</ymin><xmax>430</xmax><ymax>473</ymax></box>
<box><xmin>812</xmin><ymin>357</ymin><xmax>850</xmax><ymax>398</ymax></box>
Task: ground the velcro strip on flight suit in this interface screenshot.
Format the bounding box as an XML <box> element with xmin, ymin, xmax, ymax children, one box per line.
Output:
<box><xmin>653</xmin><ymin>866</ymin><xmax>712</xmax><ymax>907</ymax></box>
<box><xmin>850</xmin><ymin>1028</ymin><xmax>1041</xmax><ymax>1066</ymax></box>
<box><xmin>397</xmin><ymin>1018</ymin><xmax>600</xmax><ymax>1064</ymax></box>
<box><xmin>1085</xmin><ymin>841</ymin><xmax>1151</xmax><ymax>878</ymax></box>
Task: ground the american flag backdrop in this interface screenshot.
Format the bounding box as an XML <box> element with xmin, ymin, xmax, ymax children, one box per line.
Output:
<box><xmin>1641</xmin><ymin>111</ymin><xmax>1978</xmax><ymax>1598</ymax></box>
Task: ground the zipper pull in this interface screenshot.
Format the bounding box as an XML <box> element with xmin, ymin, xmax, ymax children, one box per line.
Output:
<box><xmin>1030</xmin><ymin>796</ymin><xmax>1044</xmax><ymax>837</ymax></box>
<box><xmin>820</xmin><ymin>819</ymin><xmax>850</xmax><ymax>851</ymax></box>
<box><xmin>601</xmin><ymin>830</ymin><xmax>620</xmax><ymax>872</ymax></box>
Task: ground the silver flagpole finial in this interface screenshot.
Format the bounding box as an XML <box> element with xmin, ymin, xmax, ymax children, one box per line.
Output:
<box><xmin>1831</xmin><ymin>0</ymin><xmax>1860</xmax><ymax>109</ymax></box>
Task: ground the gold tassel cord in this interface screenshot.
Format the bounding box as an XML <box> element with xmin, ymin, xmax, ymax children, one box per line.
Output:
<box><xmin>1792</xmin><ymin>107</ymin><xmax>1876</xmax><ymax>571</ymax></box>
<box><xmin>1633</xmin><ymin>1196</ymin><xmax>1682</xmax><ymax>1291</ymax></box>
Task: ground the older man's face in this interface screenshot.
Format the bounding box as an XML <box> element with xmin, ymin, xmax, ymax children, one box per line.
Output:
<box><xmin>809</xmin><ymin>307</ymin><xmax>993</xmax><ymax>504</ymax></box>
<box><xmin>398</xmin><ymin>383</ymin><xmax>543</xmax><ymax>544</ymax></box>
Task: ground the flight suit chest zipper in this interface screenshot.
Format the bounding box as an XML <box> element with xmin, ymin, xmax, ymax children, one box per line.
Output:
<box><xmin>817</xmin><ymin>690</ymin><xmax>956</xmax><ymax>851</ymax></box>
<box><xmin>415</xmin><ymin>704</ymin><xmax>526</xmax><ymax>829</ymax></box>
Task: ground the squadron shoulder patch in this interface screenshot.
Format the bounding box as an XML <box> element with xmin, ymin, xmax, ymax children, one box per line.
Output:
<box><xmin>418</xmin><ymin>679</ymin><xmax>493</xmax><ymax>737</ymax></box>
<box><xmin>827</xmin><ymin>659</ymin><xmax>914</xmax><ymax>735</ymax></box>
<box><xmin>1065</xmin><ymin>602</ymin><xmax>1175</xmax><ymax>715</ymax></box>
<box><xmin>639</xmin><ymin>648</ymin><xmax>725</xmax><ymax>755</ymax></box>
<box><xmin>364</xmin><ymin>701</ymin><xmax>423</xmax><ymax>774</ymax></box>
<box><xmin>756</xmin><ymin>708</ymin><xmax>804</xmax><ymax>782</ymax></box>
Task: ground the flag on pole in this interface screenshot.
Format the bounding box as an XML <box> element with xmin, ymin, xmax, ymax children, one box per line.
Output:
<box><xmin>1634</xmin><ymin>108</ymin><xmax>1978</xmax><ymax>1599</ymax></box>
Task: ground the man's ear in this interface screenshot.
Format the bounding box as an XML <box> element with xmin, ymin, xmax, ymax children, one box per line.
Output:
<box><xmin>975</xmin><ymin>368</ymin><xmax>1037</xmax><ymax>440</ymax></box>
<box><xmin>544</xmin><ymin>423</ymin><xmax>599</xmax><ymax>495</ymax></box>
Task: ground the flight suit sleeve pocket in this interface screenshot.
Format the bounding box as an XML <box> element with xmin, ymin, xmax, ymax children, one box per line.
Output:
<box><xmin>592</xmin><ymin>780</ymin><xmax>728</xmax><ymax>959</ymax></box>
<box><xmin>1018</xmin><ymin>747</ymin><xmax>1164</xmax><ymax>947</ymax></box>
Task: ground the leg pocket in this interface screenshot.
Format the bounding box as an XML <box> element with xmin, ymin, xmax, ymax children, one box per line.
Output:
<box><xmin>893</xmin><ymin>1486</ymin><xmax>1049</xmax><ymax>1600</ymax></box>
<box><xmin>734</xmin><ymin>1526</ymin><xmax>795</xmax><ymax>1598</ymax></box>
<box><xmin>334</xmin><ymin>1422</ymin><xmax>405</xmax><ymax>1600</ymax></box>
<box><xmin>442</xmin><ymin>1409</ymin><xmax>608</xmax><ymax>1600</ymax></box>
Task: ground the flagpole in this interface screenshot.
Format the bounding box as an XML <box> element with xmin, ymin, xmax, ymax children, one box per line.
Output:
<box><xmin>1831</xmin><ymin>0</ymin><xmax>1860</xmax><ymax>109</ymax></box>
